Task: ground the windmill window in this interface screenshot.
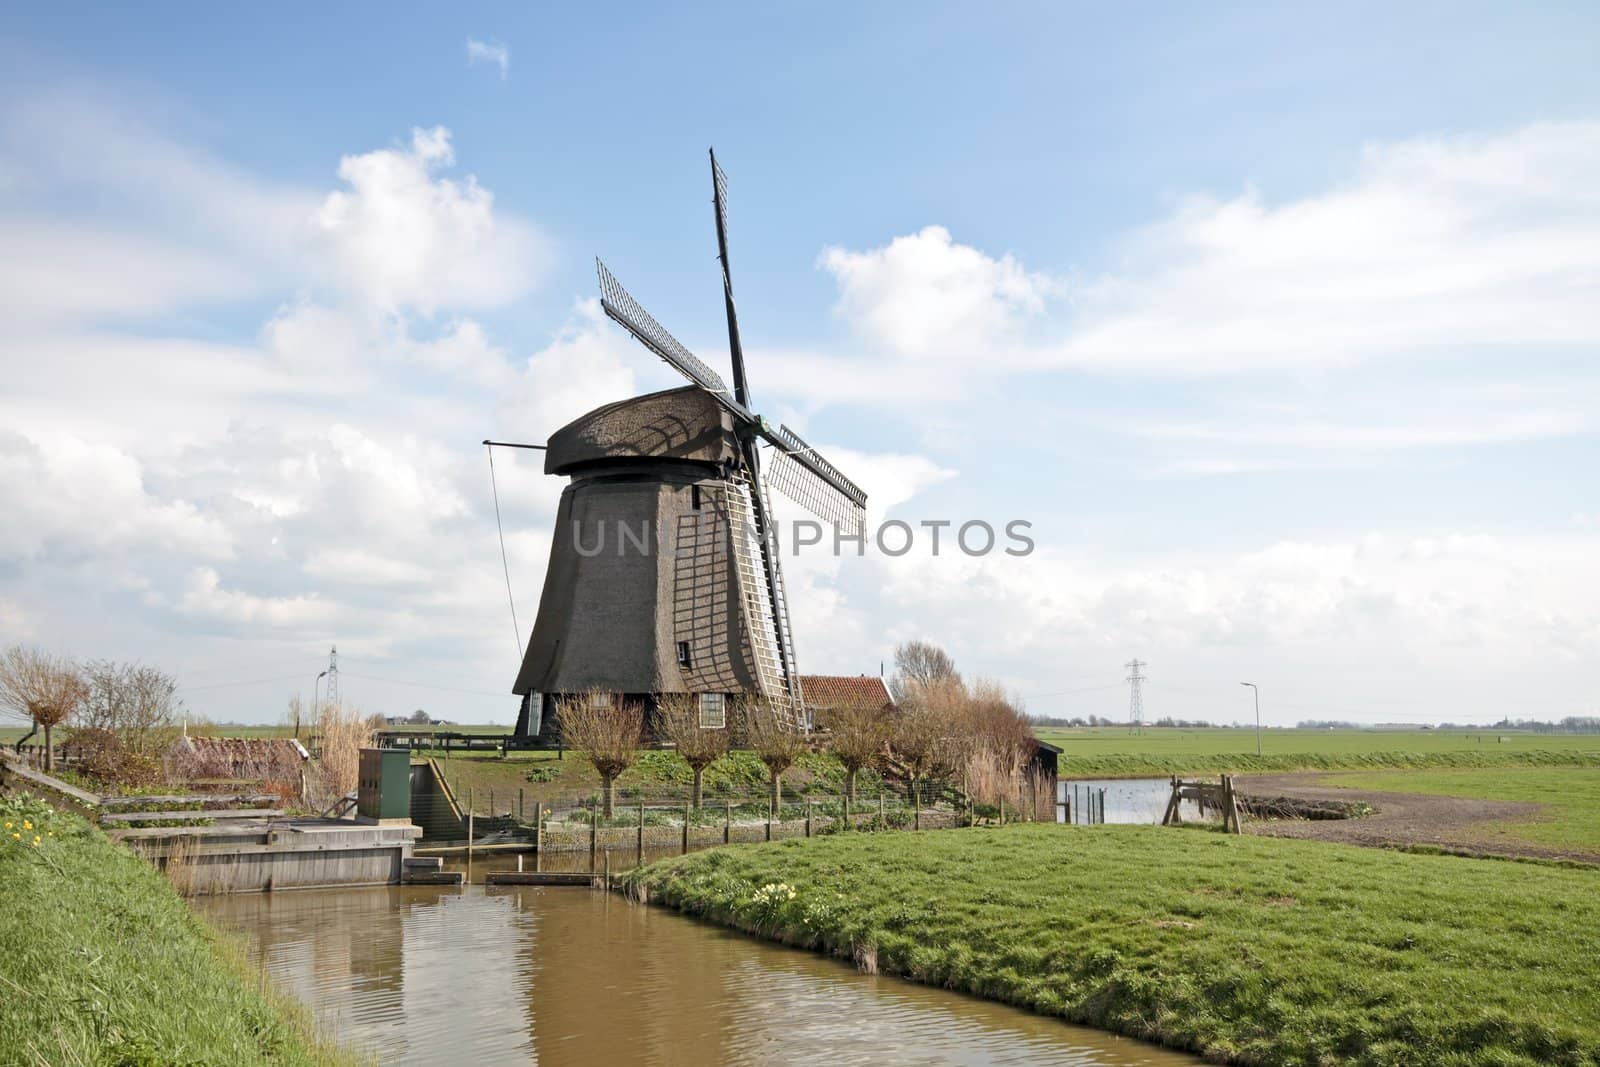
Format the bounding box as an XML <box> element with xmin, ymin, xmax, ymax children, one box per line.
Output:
<box><xmin>698</xmin><ymin>693</ymin><xmax>726</xmax><ymax>730</ymax></box>
<box><xmin>677</xmin><ymin>641</ymin><xmax>692</xmax><ymax>667</ymax></box>
<box><xmin>589</xmin><ymin>691</ymin><xmax>614</xmax><ymax>709</ymax></box>
<box><xmin>691</xmin><ymin>485</ymin><xmax>702</xmax><ymax>510</ymax></box>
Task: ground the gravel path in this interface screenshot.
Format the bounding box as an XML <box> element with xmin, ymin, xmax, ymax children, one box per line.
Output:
<box><xmin>1236</xmin><ymin>772</ymin><xmax>1600</xmax><ymax>865</ymax></box>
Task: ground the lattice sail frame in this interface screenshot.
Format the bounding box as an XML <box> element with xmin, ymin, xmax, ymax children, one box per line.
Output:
<box><xmin>598</xmin><ymin>260</ymin><xmax>732</xmax><ymax>399</ymax></box>
<box><xmin>763</xmin><ymin>425</ymin><xmax>866</xmax><ymax>538</ymax></box>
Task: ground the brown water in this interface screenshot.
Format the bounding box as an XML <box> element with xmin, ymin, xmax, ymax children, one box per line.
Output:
<box><xmin>202</xmin><ymin>884</ymin><xmax>1200</xmax><ymax>1067</ymax></box>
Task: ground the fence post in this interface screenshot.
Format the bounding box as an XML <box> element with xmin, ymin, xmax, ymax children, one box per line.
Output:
<box><xmin>490</xmin><ymin>788</ymin><xmax>495</xmax><ymax>815</ymax></box>
<box><xmin>683</xmin><ymin>800</ymin><xmax>691</xmax><ymax>854</ymax></box>
<box><xmin>725</xmin><ymin>799</ymin><xmax>732</xmax><ymax>844</ymax></box>
<box><xmin>999</xmin><ymin>795</ymin><xmax>1006</xmax><ymax>827</ymax></box>
<box><xmin>637</xmin><ymin>797</ymin><xmax>645</xmax><ymax>861</ymax></box>
<box><xmin>534</xmin><ymin>801</ymin><xmax>542</xmax><ymax>852</ymax></box>
<box><xmin>878</xmin><ymin>791</ymin><xmax>885</xmax><ymax>829</ymax></box>
<box><xmin>844</xmin><ymin>793</ymin><xmax>851</xmax><ymax>831</ymax></box>
<box><xmin>766</xmin><ymin>795</ymin><xmax>773</xmax><ymax>842</ymax></box>
<box><xmin>913</xmin><ymin>782</ymin><xmax>921</xmax><ymax>831</ymax></box>
<box><xmin>467</xmin><ymin>787</ymin><xmax>475</xmax><ymax>882</ymax></box>
<box><xmin>518</xmin><ymin>787</ymin><xmax>524</xmax><ymax>822</ymax></box>
<box><xmin>805</xmin><ymin>798</ymin><xmax>813</xmax><ymax>838</ymax></box>
<box><xmin>590</xmin><ymin>802</ymin><xmax>598</xmax><ymax>870</ymax></box>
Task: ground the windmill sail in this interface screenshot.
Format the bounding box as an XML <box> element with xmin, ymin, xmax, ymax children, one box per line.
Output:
<box><xmin>597</xmin><ymin>260</ymin><xmax>733</xmax><ymax>402</ymax></box>
<box><xmin>578</xmin><ymin>150</ymin><xmax>869</xmax><ymax>732</ymax></box>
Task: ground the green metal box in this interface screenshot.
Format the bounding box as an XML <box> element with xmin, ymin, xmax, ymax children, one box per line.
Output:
<box><xmin>357</xmin><ymin>748</ymin><xmax>411</xmax><ymax>821</ymax></box>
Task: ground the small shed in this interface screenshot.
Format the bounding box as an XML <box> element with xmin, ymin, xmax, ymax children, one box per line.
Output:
<box><xmin>1027</xmin><ymin>738</ymin><xmax>1062</xmax><ymax>813</ymax></box>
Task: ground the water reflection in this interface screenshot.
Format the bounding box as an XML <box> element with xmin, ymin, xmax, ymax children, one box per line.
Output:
<box><xmin>202</xmin><ymin>885</ymin><xmax>1199</xmax><ymax>1066</ymax></box>
<box><xmin>1058</xmin><ymin>779</ymin><xmax>1206</xmax><ymax>825</ymax></box>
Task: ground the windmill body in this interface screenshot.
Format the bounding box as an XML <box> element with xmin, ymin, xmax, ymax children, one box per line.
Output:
<box><xmin>513</xmin><ymin>387</ymin><xmax>765</xmax><ymax>739</ymax></box>
<box><xmin>509</xmin><ymin>151</ymin><xmax>866</xmax><ymax>743</ymax></box>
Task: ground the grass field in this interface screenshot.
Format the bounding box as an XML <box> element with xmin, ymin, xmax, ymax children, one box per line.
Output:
<box><xmin>1314</xmin><ymin>766</ymin><xmax>1600</xmax><ymax>854</ymax></box>
<box><xmin>628</xmin><ymin>824</ymin><xmax>1600</xmax><ymax>1066</ymax></box>
<box><xmin>1036</xmin><ymin>726</ymin><xmax>1600</xmax><ymax>777</ymax></box>
<box><xmin>0</xmin><ymin>792</ymin><xmax>348</xmax><ymax>1065</ymax></box>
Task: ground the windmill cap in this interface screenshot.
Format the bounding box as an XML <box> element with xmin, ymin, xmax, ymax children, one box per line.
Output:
<box><xmin>545</xmin><ymin>385</ymin><xmax>740</xmax><ymax>475</ymax></box>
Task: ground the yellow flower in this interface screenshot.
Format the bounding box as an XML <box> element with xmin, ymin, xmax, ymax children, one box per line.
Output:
<box><xmin>22</xmin><ymin>821</ymin><xmax>32</xmax><ymax>831</ymax></box>
<box><xmin>32</xmin><ymin>837</ymin><xmax>41</xmax><ymax>846</ymax></box>
<box><xmin>8</xmin><ymin>833</ymin><xmax>17</xmax><ymax>841</ymax></box>
<box><xmin>3</xmin><ymin>821</ymin><xmax>11</xmax><ymax>829</ymax></box>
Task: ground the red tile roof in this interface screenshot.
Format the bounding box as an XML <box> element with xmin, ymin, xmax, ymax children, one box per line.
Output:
<box><xmin>798</xmin><ymin>674</ymin><xmax>894</xmax><ymax>711</ymax></box>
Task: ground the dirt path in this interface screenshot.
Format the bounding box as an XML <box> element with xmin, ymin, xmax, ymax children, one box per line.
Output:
<box><xmin>1236</xmin><ymin>772</ymin><xmax>1600</xmax><ymax>865</ymax></box>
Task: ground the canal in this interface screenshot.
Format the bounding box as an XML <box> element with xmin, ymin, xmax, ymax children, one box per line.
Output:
<box><xmin>202</xmin><ymin>882</ymin><xmax>1201</xmax><ymax>1066</ymax></box>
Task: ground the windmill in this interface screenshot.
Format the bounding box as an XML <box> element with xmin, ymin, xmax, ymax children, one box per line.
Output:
<box><xmin>510</xmin><ymin>150</ymin><xmax>867</xmax><ymax>740</ymax></box>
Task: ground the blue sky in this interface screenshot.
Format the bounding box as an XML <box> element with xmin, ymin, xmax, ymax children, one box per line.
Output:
<box><xmin>1</xmin><ymin>4</ymin><xmax>1597</xmax><ymax>725</ymax></box>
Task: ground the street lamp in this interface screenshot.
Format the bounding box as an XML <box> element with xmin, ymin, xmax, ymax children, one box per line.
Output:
<box><xmin>1240</xmin><ymin>682</ymin><xmax>1260</xmax><ymax>757</ymax></box>
<box><xmin>308</xmin><ymin>670</ymin><xmax>328</xmax><ymax>740</ymax></box>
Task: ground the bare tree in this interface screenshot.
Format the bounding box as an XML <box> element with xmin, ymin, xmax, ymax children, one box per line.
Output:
<box><xmin>409</xmin><ymin>708</ymin><xmax>431</xmax><ymax>725</ymax></box>
<box><xmin>0</xmin><ymin>646</ymin><xmax>86</xmax><ymax>772</ymax></box>
<box><xmin>890</xmin><ymin>675</ymin><xmax>965</xmax><ymax>810</ymax></box>
<box><xmin>741</xmin><ymin>699</ymin><xmax>805</xmax><ymax>809</ymax></box>
<box><xmin>559</xmin><ymin>691</ymin><xmax>644</xmax><ymax>818</ymax></box>
<box><xmin>657</xmin><ymin>694</ymin><xmax>728</xmax><ymax>809</ymax></box>
<box><xmin>820</xmin><ymin>700</ymin><xmax>888</xmax><ymax>803</ymax></box>
<box><xmin>889</xmin><ymin>640</ymin><xmax>960</xmax><ymax>702</ymax></box>
<box><xmin>77</xmin><ymin>660</ymin><xmax>184</xmax><ymax>761</ymax></box>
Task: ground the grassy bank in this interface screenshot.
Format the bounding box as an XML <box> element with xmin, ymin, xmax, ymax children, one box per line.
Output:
<box><xmin>0</xmin><ymin>793</ymin><xmax>349</xmax><ymax>1066</ymax></box>
<box><xmin>1056</xmin><ymin>746</ymin><xmax>1600</xmax><ymax>779</ymax></box>
<box><xmin>1314</xmin><ymin>766</ymin><xmax>1600</xmax><ymax>853</ymax></box>
<box><xmin>626</xmin><ymin>825</ymin><xmax>1600</xmax><ymax>1066</ymax></box>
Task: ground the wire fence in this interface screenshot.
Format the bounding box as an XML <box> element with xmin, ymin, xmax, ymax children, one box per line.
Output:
<box><xmin>408</xmin><ymin>759</ymin><xmax>1053</xmax><ymax>849</ymax></box>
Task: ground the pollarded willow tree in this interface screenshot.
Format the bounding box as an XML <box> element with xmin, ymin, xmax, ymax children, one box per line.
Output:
<box><xmin>0</xmin><ymin>645</ymin><xmax>86</xmax><ymax>772</ymax></box>
<box><xmin>820</xmin><ymin>699</ymin><xmax>889</xmax><ymax>805</ymax></box>
<box><xmin>559</xmin><ymin>691</ymin><xmax>644</xmax><ymax>818</ymax></box>
<box><xmin>656</xmin><ymin>693</ymin><xmax>728</xmax><ymax>809</ymax></box>
<box><xmin>741</xmin><ymin>698</ymin><xmax>806</xmax><ymax>810</ymax></box>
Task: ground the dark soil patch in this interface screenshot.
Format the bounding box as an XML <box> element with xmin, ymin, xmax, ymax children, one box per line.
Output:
<box><xmin>1236</xmin><ymin>772</ymin><xmax>1600</xmax><ymax>865</ymax></box>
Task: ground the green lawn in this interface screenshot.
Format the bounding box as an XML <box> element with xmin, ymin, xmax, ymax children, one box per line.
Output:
<box><xmin>1036</xmin><ymin>726</ymin><xmax>1600</xmax><ymax>777</ymax></box>
<box><xmin>1314</xmin><ymin>766</ymin><xmax>1600</xmax><ymax>854</ymax></box>
<box><xmin>628</xmin><ymin>825</ymin><xmax>1600</xmax><ymax>1067</ymax></box>
<box><xmin>0</xmin><ymin>793</ymin><xmax>349</xmax><ymax>1065</ymax></box>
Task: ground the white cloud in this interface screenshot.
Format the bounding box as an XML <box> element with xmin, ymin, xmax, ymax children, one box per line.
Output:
<box><xmin>303</xmin><ymin>548</ymin><xmax>432</xmax><ymax>586</ymax></box>
<box><xmin>820</xmin><ymin>225</ymin><xmax>1058</xmax><ymax>357</ymax></box>
<box><xmin>1062</xmin><ymin>122</ymin><xmax>1600</xmax><ymax>375</ymax></box>
<box><xmin>177</xmin><ymin>567</ymin><xmax>337</xmax><ymax>628</ymax></box>
<box><xmin>315</xmin><ymin>126</ymin><xmax>548</xmax><ymax>314</ymax></box>
<box><xmin>813</xmin><ymin>530</ymin><xmax>1600</xmax><ymax>722</ymax></box>
<box><xmin>795</xmin><ymin>121</ymin><xmax>1600</xmax><ymax>410</ymax></box>
<box><xmin>0</xmin><ymin>430</ymin><xmax>234</xmax><ymax>562</ymax></box>
<box><xmin>466</xmin><ymin>39</ymin><xmax>510</xmax><ymax>79</ymax></box>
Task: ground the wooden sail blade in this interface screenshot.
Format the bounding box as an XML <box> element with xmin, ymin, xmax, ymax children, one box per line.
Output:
<box><xmin>596</xmin><ymin>259</ymin><xmax>740</xmax><ymax>404</ymax></box>
<box><xmin>709</xmin><ymin>148</ymin><xmax>752</xmax><ymax>409</ymax></box>
<box><xmin>763</xmin><ymin>425</ymin><xmax>868</xmax><ymax>536</ymax></box>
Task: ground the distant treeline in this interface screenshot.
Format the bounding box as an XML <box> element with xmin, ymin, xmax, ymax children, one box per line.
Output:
<box><xmin>1032</xmin><ymin>714</ymin><xmax>1227</xmax><ymax>729</ymax></box>
<box><xmin>1296</xmin><ymin>717</ymin><xmax>1600</xmax><ymax>733</ymax></box>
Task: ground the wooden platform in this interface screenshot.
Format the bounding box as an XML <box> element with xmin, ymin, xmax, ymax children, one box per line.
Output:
<box><xmin>403</xmin><ymin>871</ymin><xmax>465</xmax><ymax>886</ymax></box>
<box><xmin>484</xmin><ymin>871</ymin><xmax>595</xmax><ymax>886</ymax></box>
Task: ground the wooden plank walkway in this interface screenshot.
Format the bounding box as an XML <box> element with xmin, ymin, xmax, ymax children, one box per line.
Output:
<box><xmin>99</xmin><ymin>793</ymin><xmax>278</xmax><ymax>808</ymax></box>
<box><xmin>101</xmin><ymin>808</ymin><xmax>286</xmax><ymax>823</ymax></box>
